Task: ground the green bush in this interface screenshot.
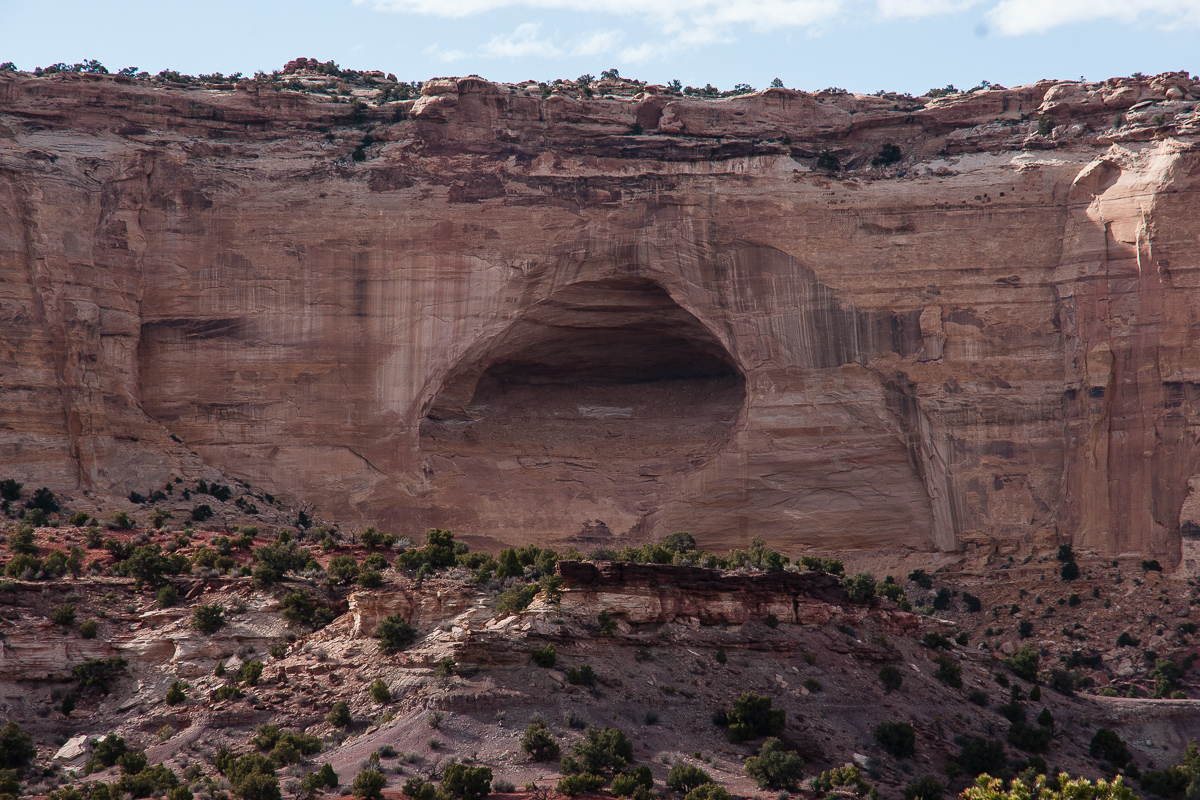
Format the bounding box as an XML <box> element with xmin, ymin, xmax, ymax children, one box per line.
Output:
<box><xmin>238</xmin><ymin>661</ymin><xmax>264</xmax><ymax>686</ymax></box>
<box><xmin>0</xmin><ymin>721</ymin><xmax>35</xmax><ymax>769</ymax></box>
<box><xmin>496</xmin><ymin>583</ymin><xmax>540</xmax><ymax>615</ymax></box>
<box><xmin>724</xmin><ymin>692</ymin><xmax>785</xmax><ymax>743</ymax></box>
<box><xmin>351</xmin><ymin>769</ymin><xmax>387</xmax><ymax>800</ymax></box>
<box><xmin>279</xmin><ymin>590</ymin><xmax>336</xmax><ymax>630</ymax></box>
<box><xmin>402</xmin><ymin>778</ymin><xmax>439</xmax><ymax>800</ymax></box>
<box><xmin>192</xmin><ymin>604</ymin><xmax>226</xmax><ymax>634</ymax></box>
<box><xmin>369</xmin><ymin>678</ymin><xmax>391</xmax><ymax>703</ymax></box>
<box><xmin>843</xmin><ymin>572</ymin><xmax>877</xmax><ymax>604</ymax></box>
<box><xmin>935</xmin><ymin>654</ymin><xmax>962</xmax><ymax>688</ymax></box>
<box><xmin>1004</xmin><ymin>645</ymin><xmax>1040</xmax><ymax>682</ymax></box>
<box><xmin>156</xmin><ymin>585</ymin><xmax>178</xmax><ymax>608</ymax></box>
<box><xmin>215</xmin><ymin>750</ymin><xmax>279</xmax><ymax>800</ymax></box>
<box><xmin>611</xmin><ymin>767</ymin><xmax>653</xmax><ymax>797</ymax></box>
<box><xmin>212</xmin><ymin>685</ymin><xmax>242</xmax><ymax>702</ymax></box>
<box><xmin>566</xmin><ymin>664</ymin><xmax>597</xmax><ymax>686</ymax></box>
<box><xmin>954</xmin><ymin>737</ymin><xmax>1006</xmax><ymax>777</ymax></box>
<box><xmin>521</xmin><ymin>720</ymin><xmax>560</xmax><ymax>761</ymax></box>
<box><xmin>1007</xmin><ymin>721</ymin><xmax>1052</xmax><ymax>753</ymax></box>
<box><xmin>165</xmin><ymin>681</ymin><xmax>187</xmax><ymax>706</ymax></box>
<box><xmin>556</xmin><ymin>773</ymin><xmax>605</xmax><ymax>797</ymax></box>
<box><xmin>74</xmin><ymin>656</ymin><xmax>128</xmax><ymax>693</ymax></box>
<box><xmin>327</xmin><ymin>701</ymin><xmax>352</xmax><ymax>728</ymax></box>
<box><xmin>1116</xmin><ymin>632</ymin><xmax>1140</xmax><ymax>648</ymax></box>
<box><xmin>559</xmin><ymin>727</ymin><xmax>632</xmax><ymax>776</ymax></box>
<box><xmin>51</xmin><ymin>603</ymin><xmax>77</xmax><ymax>625</ymax></box>
<box><xmin>686</xmin><ymin>786</ymin><xmax>730</xmax><ymax>800</ymax></box>
<box><xmin>78</xmin><ymin>618</ymin><xmax>98</xmax><ymax>639</ymax></box>
<box><xmin>532</xmin><ymin>645</ymin><xmax>556</xmax><ymax>667</ymax></box>
<box><xmin>395</xmin><ymin>529</ymin><xmax>459</xmax><ymax>571</ymax></box>
<box><xmin>874</xmin><ymin>721</ymin><xmax>915</xmax><ymax>758</ymax></box>
<box><xmin>328</xmin><ymin>555</ymin><xmax>360</xmax><ymax>585</ymax></box>
<box><xmin>903</xmin><ymin>776</ymin><xmax>945</xmax><ymax>800</ymax></box>
<box><xmin>962</xmin><ymin>592</ymin><xmax>982</xmax><ymax>612</ymax></box>
<box><xmin>744</xmin><ymin>738</ymin><xmax>803</xmax><ymax>790</ymax></box>
<box><xmin>358</xmin><ymin>571</ymin><xmax>383</xmax><ymax>589</ymax></box>
<box><xmin>377</xmin><ymin>614</ymin><xmax>418</xmax><ymax>654</ymax></box>
<box><xmin>880</xmin><ymin>665</ymin><xmax>903</xmax><ymax>692</ymax></box>
<box><xmin>302</xmin><ymin>764</ymin><xmax>339</xmax><ymax>794</ymax></box>
<box><xmin>1089</xmin><ymin>728</ymin><xmax>1131</xmax><ymax>768</ymax></box>
<box><xmin>440</xmin><ymin>763</ymin><xmax>492</xmax><ymax>800</ymax></box>
<box><xmin>191</xmin><ymin>505</ymin><xmax>213</xmax><ymax>523</ymax></box>
<box><xmin>666</xmin><ymin>764</ymin><xmax>711</xmax><ymax>793</ymax></box>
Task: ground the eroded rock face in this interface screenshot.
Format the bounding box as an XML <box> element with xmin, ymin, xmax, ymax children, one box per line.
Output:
<box><xmin>3</xmin><ymin>71</ymin><xmax>1200</xmax><ymax>559</ymax></box>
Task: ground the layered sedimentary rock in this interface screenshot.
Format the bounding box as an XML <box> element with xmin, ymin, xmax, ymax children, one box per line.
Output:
<box><xmin>3</xmin><ymin>69</ymin><xmax>1200</xmax><ymax>559</ymax></box>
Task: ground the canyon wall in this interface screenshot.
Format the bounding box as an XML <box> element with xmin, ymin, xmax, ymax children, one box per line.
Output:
<box><xmin>2</xmin><ymin>69</ymin><xmax>1200</xmax><ymax>559</ymax></box>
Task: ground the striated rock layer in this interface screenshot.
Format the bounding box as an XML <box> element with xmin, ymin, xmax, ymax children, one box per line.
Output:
<box><xmin>3</xmin><ymin>70</ymin><xmax>1200</xmax><ymax>559</ymax></box>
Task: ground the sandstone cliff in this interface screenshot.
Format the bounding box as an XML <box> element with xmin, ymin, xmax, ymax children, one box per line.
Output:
<box><xmin>2</xmin><ymin>68</ymin><xmax>1200</xmax><ymax>559</ymax></box>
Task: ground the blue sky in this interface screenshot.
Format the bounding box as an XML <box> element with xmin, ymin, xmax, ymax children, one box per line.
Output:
<box><xmin>1</xmin><ymin>0</ymin><xmax>1196</xmax><ymax>95</ymax></box>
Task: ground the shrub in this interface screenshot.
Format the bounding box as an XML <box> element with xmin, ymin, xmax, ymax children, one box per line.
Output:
<box><xmin>667</xmin><ymin>764</ymin><xmax>711</xmax><ymax>793</ymax></box>
<box><xmin>0</xmin><ymin>721</ymin><xmax>35</xmax><ymax>769</ymax></box>
<box><xmin>521</xmin><ymin>720</ymin><xmax>560</xmax><ymax>761</ymax></box>
<box><xmin>844</xmin><ymin>572</ymin><xmax>877</xmax><ymax>604</ymax></box>
<box><xmin>557</xmin><ymin>773</ymin><xmax>605</xmax><ymax>796</ymax></box>
<box><xmin>611</xmin><ymin>767</ymin><xmax>653</xmax><ymax>797</ymax></box>
<box><xmin>744</xmin><ymin>738</ymin><xmax>803</xmax><ymax>790</ymax></box>
<box><xmin>190</xmin><ymin>505</ymin><xmax>213</xmax><ymax>522</ymax></box>
<box><xmin>4</xmin><ymin>553</ymin><xmax>41</xmax><ymax>578</ymax></box>
<box><xmin>1004</xmin><ymin>645</ymin><xmax>1040</xmax><ymax>682</ymax></box>
<box><xmin>1144</xmin><ymin>559</ymin><xmax>1164</xmax><ymax>573</ymax></box>
<box><xmin>80</xmin><ymin>619</ymin><xmax>97</xmax><ymax>638</ymax></box>
<box><xmin>968</xmin><ymin>690</ymin><xmax>989</xmax><ymax>707</ymax></box>
<box><xmin>815</xmin><ymin>150</ymin><xmax>840</xmax><ymax>172</ymax></box>
<box><xmin>377</xmin><ymin>614</ymin><xmax>418</xmax><ymax>654</ymax></box>
<box><xmin>567</xmin><ymin>665</ymin><xmax>597</xmax><ymax>686</ymax></box>
<box><xmin>875</xmin><ymin>721</ymin><xmax>915</xmax><ymax>758</ymax></box>
<box><xmin>212</xmin><ymin>685</ymin><xmax>242</xmax><ymax>702</ymax></box>
<box><xmin>1089</xmin><ymin>728</ymin><xmax>1131</xmax><ymax>767</ymax></box>
<box><xmin>1007</xmin><ymin>722</ymin><xmax>1052</xmax><ymax>753</ymax></box>
<box><xmin>51</xmin><ymin>603</ymin><xmax>77</xmax><ymax>625</ymax></box>
<box><xmin>6</xmin><ymin>527</ymin><xmax>37</xmax><ymax>555</ymax></box>
<box><xmin>1116</xmin><ymin>632</ymin><xmax>1140</xmax><ymax>648</ymax></box>
<box><xmin>904</xmin><ymin>776</ymin><xmax>945</xmax><ymax>800</ymax></box>
<box><xmin>238</xmin><ymin>661</ymin><xmax>264</xmax><ymax>686</ymax></box>
<box><xmin>716</xmin><ymin>648</ymin><xmax>728</xmax><ymax>664</ymax></box>
<box><xmin>328</xmin><ymin>555</ymin><xmax>359</xmax><ymax>585</ymax></box>
<box><xmin>923</xmin><ymin>632</ymin><xmax>952</xmax><ymax>650</ymax></box>
<box><xmin>351</xmin><ymin>769</ymin><xmax>387</xmax><ymax>800</ymax></box>
<box><xmin>725</xmin><ymin>692</ymin><xmax>785</xmax><ymax>743</ymax></box>
<box><xmin>156</xmin><ymin>585</ymin><xmax>178</xmax><ymax>608</ymax></box>
<box><xmin>369</xmin><ymin>678</ymin><xmax>391</xmax><ymax>703</ymax></box>
<box><xmin>532</xmin><ymin>645</ymin><xmax>556</xmax><ymax>667</ymax></box>
<box><xmin>302</xmin><ymin>764</ymin><xmax>339</xmax><ymax>794</ymax></box>
<box><xmin>440</xmin><ymin>763</ymin><xmax>492</xmax><ymax>800</ymax></box>
<box><xmin>327</xmin><ymin>701</ymin><xmax>351</xmax><ymax>727</ymax></box>
<box><xmin>74</xmin><ymin>656</ymin><xmax>128</xmax><ymax>692</ymax></box>
<box><xmin>935</xmin><ymin>654</ymin><xmax>962</xmax><ymax>688</ymax></box>
<box><xmin>165</xmin><ymin>681</ymin><xmax>187</xmax><ymax>705</ymax></box>
<box><xmin>497</xmin><ymin>583</ymin><xmax>540</xmax><ymax>615</ymax></box>
<box><xmin>560</xmin><ymin>727</ymin><xmax>633</xmax><ymax>776</ymax></box>
<box><xmin>192</xmin><ymin>604</ymin><xmax>225</xmax><ymax>634</ymax></box>
<box><xmin>933</xmin><ymin>588</ymin><xmax>952</xmax><ymax>610</ymax></box>
<box><xmin>880</xmin><ymin>665</ymin><xmax>903</xmax><ymax>692</ymax></box>
<box><xmin>402</xmin><ymin>778</ymin><xmax>439</xmax><ymax>800</ymax></box>
<box><xmin>358</xmin><ymin>571</ymin><xmax>383</xmax><ymax>589</ymax></box>
<box><xmin>686</xmin><ymin>786</ymin><xmax>731</xmax><ymax>800</ymax></box>
<box><xmin>0</xmin><ymin>479</ymin><xmax>20</xmax><ymax>503</ymax></box>
<box><xmin>955</xmin><ymin>737</ymin><xmax>1007</xmax><ymax>777</ymax></box>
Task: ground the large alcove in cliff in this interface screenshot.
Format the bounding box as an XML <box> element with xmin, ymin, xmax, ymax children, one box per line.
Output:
<box><xmin>420</xmin><ymin>279</ymin><xmax>746</xmax><ymax>465</ymax></box>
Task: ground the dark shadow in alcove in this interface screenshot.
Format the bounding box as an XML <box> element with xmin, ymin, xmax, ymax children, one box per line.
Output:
<box><xmin>421</xmin><ymin>279</ymin><xmax>746</xmax><ymax>464</ymax></box>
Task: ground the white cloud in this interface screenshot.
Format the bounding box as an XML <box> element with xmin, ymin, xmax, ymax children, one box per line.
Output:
<box><xmin>571</xmin><ymin>29</ymin><xmax>623</xmax><ymax>56</ymax></box>
<box><xmin>877</xmin><ymin>0</ymin><xmax>979</xmax><ymax>17</ymax></box>
<box><xmin>985</xmin><ymin>0</ymin><xmax>1200</xmax><ymax>34</ymax></box>
<box><xmin>423</xmin><ymin>43</ymin><xmax>469</xmax><ymax>61</ymax></box>
<box><xmin>482</xmin><ymin>22</ymin><xmax>563</xmax><ymax>57</ymax></box>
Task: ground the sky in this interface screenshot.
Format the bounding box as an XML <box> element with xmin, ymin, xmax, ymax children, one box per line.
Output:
<box><xmin>0</xmin><ymin>0</ymin><xmax>1197</xmax><ymax>95</ymax></box>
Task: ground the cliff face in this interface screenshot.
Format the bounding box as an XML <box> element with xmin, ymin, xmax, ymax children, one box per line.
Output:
<box><xmin>2</xmin><ymin>69</ymin><xmax>1200</xmax><ymax>558</ymax></box>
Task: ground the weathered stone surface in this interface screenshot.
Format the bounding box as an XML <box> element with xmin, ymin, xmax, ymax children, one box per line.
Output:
<box><xmin>3</xmin><ymin>71</ymin><xmax>1200</xmax><ymax>559</ymax></box>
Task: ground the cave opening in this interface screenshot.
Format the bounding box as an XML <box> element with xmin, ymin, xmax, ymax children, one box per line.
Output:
<box><xmin>421</xmin><ymin>279</ymin><xmax>746</xmax><ymax>463</ymax></box>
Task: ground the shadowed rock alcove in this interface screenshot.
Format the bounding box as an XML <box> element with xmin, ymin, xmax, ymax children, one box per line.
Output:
<box><xmin>421</xmin><ymin>279</ymin><xmax>746</xmax><ymax>466</ymax></box>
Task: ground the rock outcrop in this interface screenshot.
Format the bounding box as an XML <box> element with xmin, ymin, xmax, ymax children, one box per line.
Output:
<box><xmin>3</xmin><ymin>69</ymin><xmax>1200</xmax><ymax>559</ymax></box>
